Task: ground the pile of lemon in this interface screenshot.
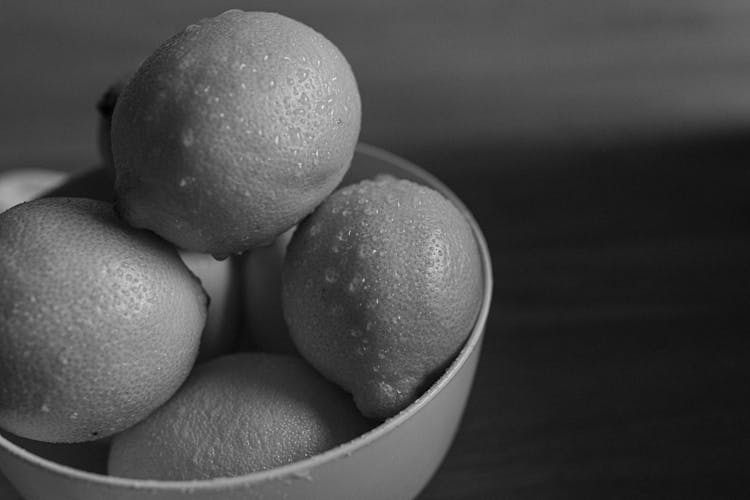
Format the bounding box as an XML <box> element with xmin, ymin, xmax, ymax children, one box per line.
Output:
<box><xmin>0</xmin><ymin>10</ymin><xmax>482</xmax><ymax>480</ymax></box>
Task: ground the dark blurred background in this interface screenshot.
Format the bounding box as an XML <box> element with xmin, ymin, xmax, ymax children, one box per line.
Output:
<box><xmin>1</xmin><ymin>1</ymin><xmax>749</xmax><ymax>498</ymax></box>
<box><xmin>4</xmin><ymin>0</ymin><xmax>750</xmax><ymax>170</ymax></box>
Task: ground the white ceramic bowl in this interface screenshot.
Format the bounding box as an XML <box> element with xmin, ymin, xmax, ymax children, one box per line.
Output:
<box><xmin>0</xmin><ymin>144</ymin><xmax>493</xmax><ymax>500</ymax></box>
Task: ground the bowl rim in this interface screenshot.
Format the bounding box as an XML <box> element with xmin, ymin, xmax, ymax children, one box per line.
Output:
<box><xmin>0</xmin><ymin>142</ymin><xmax>494</xmax><ymax>492</ymax></box>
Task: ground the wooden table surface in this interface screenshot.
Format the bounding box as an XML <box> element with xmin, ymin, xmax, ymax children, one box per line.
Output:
<box><xmin>2</xmin><ymin>1</ymin><xmax>749</xmax><ymax>498</ymax></box>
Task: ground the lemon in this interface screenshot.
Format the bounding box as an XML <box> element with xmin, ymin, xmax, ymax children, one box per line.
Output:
<box><xmin>0</xmin><ymin>197</ymin><xmax>207</xmax><ymax>442</ymax></box>
<box><xmin>42</xmin><ymin>168</ymin><xmax>241</xmax><ymax>362</ymax></box>
<box><xmin>108</xmin><ymin>353</ymin><xmax>371</xmax><ymax>480</ymax></box>
<box><xmin>283</xmin><ymin>177</ymin><xmax>483</xmax><ymax>419</ymax></box>
<box><xmin>111</xmin><ymin>10</ymin><xmax>361</xmax><ymax>256</ymax></box>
